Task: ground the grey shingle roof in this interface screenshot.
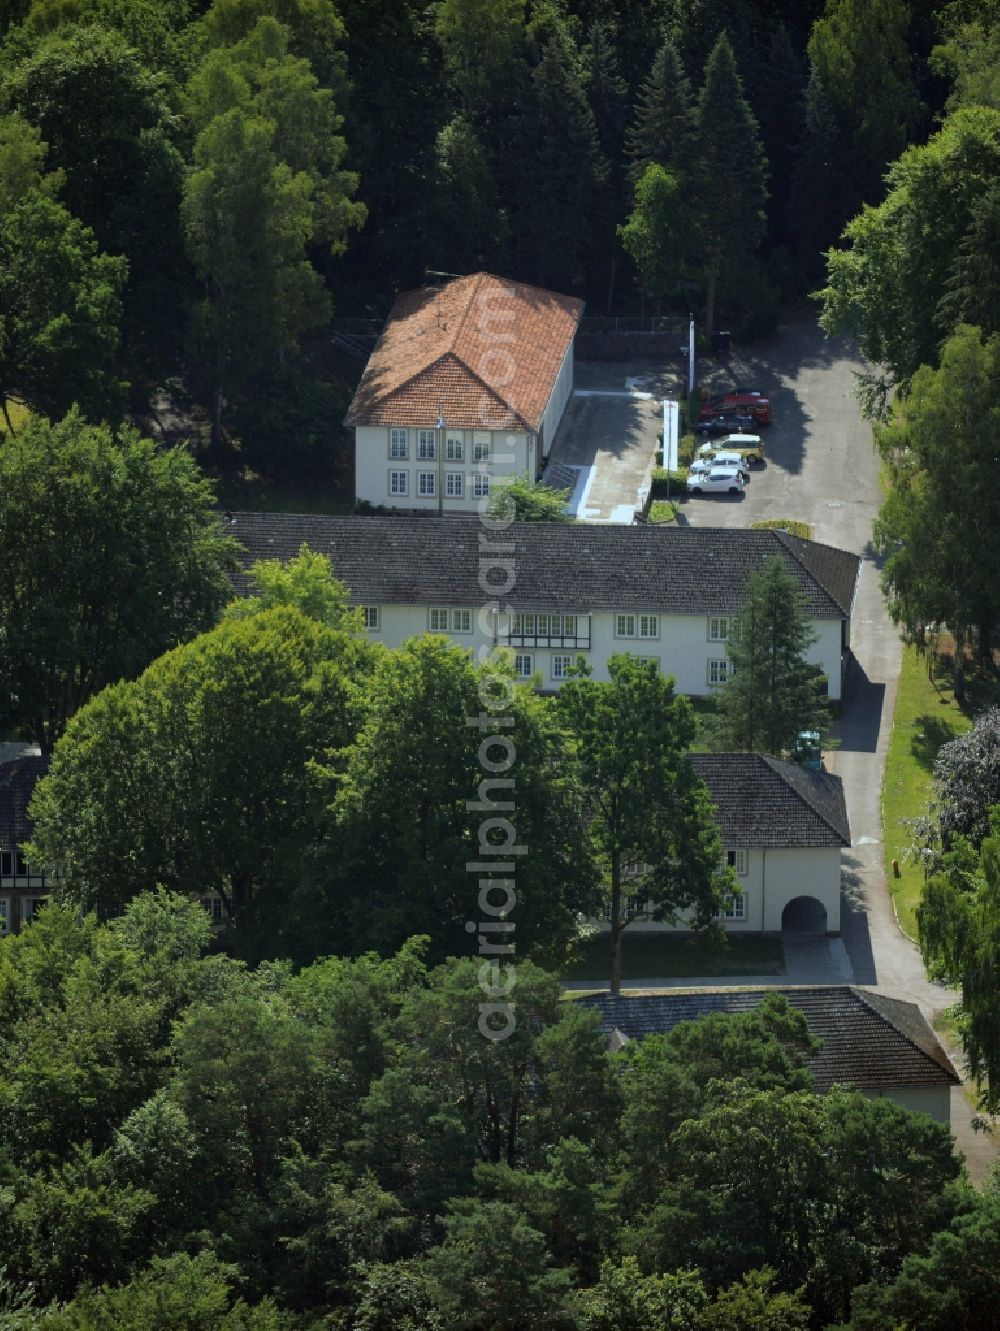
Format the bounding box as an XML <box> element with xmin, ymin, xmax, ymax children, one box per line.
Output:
<box><xmin>577</xmin><ymin>987</ymin><xmax>959</xmax><ymax>1091</ymax></box>
<box><xmin>690</xmin><ymin>753</ymin><xmax>851</xmax><ymax>848</ymax></box>
<box><xmin>225</xmin><ymin>514</ymin><xmax>860</xmax><ymax>620</ymax></box>
<box><xmin>0</xmin><ymin>752</ymin><xmax>47</xmax><ymax>850</ymax></box>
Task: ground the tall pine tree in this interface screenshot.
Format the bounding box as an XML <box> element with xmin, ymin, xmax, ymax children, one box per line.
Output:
<box><xmin>585</xmin><ymin>20</ymin><xmax>628</xmax><ymax>309</ymax></box>
<box><xmin>625</xmin><ymin>36</ymin><xmax>692</xmax><ymax>184</ymax></box>
<box><xmin>689</xmin><ymin>33</ymin><xmax>767</xmax><ymax>335</ymax></box>
<box><xmin>514</xmin><ymin>37</ymin><xmax>607</xmax><ymax>292</ymax></box>
<box><xmin>712</xmin><ymin>556</ymin><xmax>829</xmax><ymax>756</ymax></box>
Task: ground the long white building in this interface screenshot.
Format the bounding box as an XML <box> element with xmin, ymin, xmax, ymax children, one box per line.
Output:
<box><xmin>228</xmin><ymin>514</ymin><xmax>861</xmax><ymax>701</ymax></box>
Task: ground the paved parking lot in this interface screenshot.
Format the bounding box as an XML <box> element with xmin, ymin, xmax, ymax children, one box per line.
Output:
<box><xmin>544</xmin><ymin>364</ymin><xmax>664</xmax><ymax>521</ymax></box>
<box><xmin>676</xmin><ymin>319</ymin><xmax>875</xmax><ymax>552</ymax></box>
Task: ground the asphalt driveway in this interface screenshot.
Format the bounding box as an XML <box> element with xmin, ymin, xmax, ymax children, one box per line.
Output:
<box><xmin>567</xmin><ymin>318</ymin><xmax>995</xmax><ymax>1178</ymax></box>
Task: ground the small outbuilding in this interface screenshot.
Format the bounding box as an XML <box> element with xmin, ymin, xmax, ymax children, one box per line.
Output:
<box><xmin>578</xmin><ymin>985</ymin><xmax>960</xmax><ymax>1124</ymax></box>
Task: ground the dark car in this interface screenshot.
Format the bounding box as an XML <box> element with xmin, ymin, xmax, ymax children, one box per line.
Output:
<box><xmin>701</xmin><ymin>390</ymin><xmax>772</xmax><ymax>425</ymax></box>
<box><xmin>694</xmin><ymin>412</ymin><xmax>755</xmax><ymax>436</ymax></box>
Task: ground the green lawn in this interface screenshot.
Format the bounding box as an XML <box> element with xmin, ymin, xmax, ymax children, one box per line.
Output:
<box><xmin>883</xmin><ymin>645</ymin><xmax>973</xmax><ymax>937</ymax></box>
<box><xmin>562</xmin><ymin>933</ymin><xmax>785</xmax><ymax>982</ymax></box>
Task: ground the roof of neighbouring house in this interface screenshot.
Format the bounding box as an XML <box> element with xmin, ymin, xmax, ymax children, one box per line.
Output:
<box><xmin>0</xmin><ymin>748</ymin><xmax>47</xmax><ymax>850</ymax></box>
<box><xmin>577</xmin><ymin>986</ymin><xmax>960</xmax><ymax>1092</ymax></box>
<box><xmin>225</xmin><ymin>514</ymin><xmax>860</xmax><ymax>620</ymax></box>
<box><xmin>690</xmin><ymin>753</ymin><xmax>851</xmax><ymax>848</ymax></box>
<box><xmin>344</xmin><ymin>273</ymin><xmax>584</xmax><ymax>432</ymax></box>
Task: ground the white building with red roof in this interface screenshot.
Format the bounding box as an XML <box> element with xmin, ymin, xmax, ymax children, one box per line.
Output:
<box><xmin>345</xmin><ymin>272</ymin><xmax>583</xmax><ymax>512</ymax></box>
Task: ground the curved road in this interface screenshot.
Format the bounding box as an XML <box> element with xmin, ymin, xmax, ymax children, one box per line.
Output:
<box><xmin>682</xmin><ymin>317</ymin><xmax>996</xmax><ymax>1179</ymax></box>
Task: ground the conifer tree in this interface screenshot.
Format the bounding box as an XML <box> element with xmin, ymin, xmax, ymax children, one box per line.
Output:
<box><xmin>713</xmin><ymin>556</ymin><xmax>829</xmax><ymax>756</ymax></box>
<box><xmin>626</xmin><ymin>36</ymin><xmax>692</xmax><ymax>184</ymax></box>
<box><xmin>689</xmin><ymin>34</ymin><xmax>767</xmax><ymax>334</ymax></box>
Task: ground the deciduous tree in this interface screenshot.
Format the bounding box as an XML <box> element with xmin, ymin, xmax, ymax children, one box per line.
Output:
<box><xmin>0</xmin><ymin>410</ymin><xmax>235</xmax><ymax>751</ymax></box>
<box><xmin>0</xmin><ymin>194</ymin><xmax>125</xmax><ymax>424</ymax></box>
<box><xmin>325</xmin><ymin>635</ymin><xmax>598</xmax><ymax>964</ymax></box>
<box><xmin>27</xmin><ymin>606</ymin><xmax>376</xmax><ymax>918</ymax></box>
<box><xmin>872</xmin><ymin>325</ymin><xmax>1000</xmax><ymax>694</ymax></box>
<box><xmin>819</xmin><ymin>107</ymin><xmax>1000</xmax><ymax>399</ymax></box>
<box><xmin>556</xmin><ymin>655</ymin><xmax>728</xmax><ymax>995</ymax></box>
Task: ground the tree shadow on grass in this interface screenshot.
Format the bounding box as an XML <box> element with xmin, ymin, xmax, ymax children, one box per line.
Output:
<box><xmin>909</xmin><ymin>714</ymin><xmax>964</xmax><ymax>772</ymax></box>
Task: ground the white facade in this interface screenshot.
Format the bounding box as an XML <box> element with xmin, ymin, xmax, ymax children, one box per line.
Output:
<box><xmin>354</xmin><ymin>425</ymin><xmax>535</xmax><ymax>512</ymax></box>
<box><xmin>356</xmin><ymin>604</ymin><xmax>847</xmax><ymax>701</ymax></box>
<box><xmin>538</xmin><ymin>339</ymin><xmax>574</xmax><ymax>461</ymax></box>
<box><xmin>353</xmin><ymin>335</ymin><xmax>574</xmax><ymax>510</ymax></box>
<box><xmin>590</xmin><ymin>845</ymin><xmax>842</xmax><ymax>937</ymax></box>
<box><xmin>860</xmin><ymin>1084</ymin><xmax>952</xmax><ymax>1124</ymax></box>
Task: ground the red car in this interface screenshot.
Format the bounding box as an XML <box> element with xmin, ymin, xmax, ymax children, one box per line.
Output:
<box><xmin>699</xmin><ymin>391</ymin><xmax>771</xmax><ymax>426</ymax></box>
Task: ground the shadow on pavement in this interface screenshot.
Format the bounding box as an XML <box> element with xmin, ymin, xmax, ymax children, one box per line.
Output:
<box><xmin>835</xmin><ymin>655</ymin><xmax>886</xmax><ymax>754</ymax></box>
<box><xmin>840</xmin><ymin>855</ymin><xmax>878</xmax><ymax>984</ymax></box>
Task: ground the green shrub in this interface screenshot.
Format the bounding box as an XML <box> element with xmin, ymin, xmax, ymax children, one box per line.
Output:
<box><xmin>751</xmin><ymin>518</ymin><xmax>813</xmax><ymax>540</ymax></box>
<box><xmin>649</xmin><ymin>500</ymin><xmax>677</xmax><ymax>524</ymax></box>
<box><xmin>650</xmin><ymin>467</ymin><xmax>687</xmax><ymax>498</ymax></box>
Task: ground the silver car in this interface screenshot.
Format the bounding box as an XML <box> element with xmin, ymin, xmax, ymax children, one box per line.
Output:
<box><xmin>686</xmin><ymin>467</ymin><xmax>746</xmax><ymax>496</ymax></box>
<box><xmin>689</xmin><ymin>451</ymin><xmax>750</xmax><ymax>483</ymax></box>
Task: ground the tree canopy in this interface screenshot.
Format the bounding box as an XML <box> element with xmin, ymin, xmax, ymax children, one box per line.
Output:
<box><xmin>711</xmin><ymin>556</ymin><xmax>830</xmax><ymax>755</ymax></box>
<box><xmin>0</xmin><ymin>409</ymin><xmax>236</xmax><ymax>752</ymax></box>
<box><xmin>555</xmin><ymin>655</ymin><xmax>728</xmax><ymax>993</ymax></box>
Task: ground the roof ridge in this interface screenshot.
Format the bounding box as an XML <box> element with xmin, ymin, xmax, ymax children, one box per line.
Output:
<box><xmin>772</xmin><ymin>529</ymin><xmax>856</xmax><ymax>613</ymax></box>
<box><xmin>761</xmin><ymin>755</ymin><xmax>850</xmax><ymax>846</ymax></box>
<box><xmin>852</xmin><ymin>989</ymin><xmax>958</xmax><ymax>1080</ymax></box>
<box><xmin>450</xmin><ymin>271</ymin><xmax>486</xmax><ymax>360</ymax></box>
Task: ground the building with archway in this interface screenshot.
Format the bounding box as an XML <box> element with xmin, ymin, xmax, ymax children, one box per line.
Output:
<box><xmin>588</xmin><ymin>752</ymin><xmax>851</xmax><ymax>937</ymax></box>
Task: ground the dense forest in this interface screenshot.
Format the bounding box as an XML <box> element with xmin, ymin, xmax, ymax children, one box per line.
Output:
<box><xmin>0</xmin><ymin>0</ymin><xmax>973</xmax><ymax>478</ymax></box>
<box><xmin>0</xmin><ymin>892</ymin><xmax>994</xmax><ymax>1330</ymax></box>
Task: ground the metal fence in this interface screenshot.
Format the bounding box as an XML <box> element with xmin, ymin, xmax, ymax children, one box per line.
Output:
<box><xmin>330</xmin><ymin>317</ymin><xmax>386</xmax><ymax>335</ymax></box>
<box><xmin>578</xmin><ymin>316</ymin><xmax>688</xmax><ymax>335</ymax></box>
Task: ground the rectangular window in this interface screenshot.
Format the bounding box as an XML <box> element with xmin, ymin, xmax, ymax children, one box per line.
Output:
<box><xmin>473</xmin><ymin>438</ymin><xmax>491</xmax><ymax>463</ymax></box>
<box><xmin>639</xmin><ymin>614</ymin><xmax>659</xmax><ymax>639</ymax></box>
<box><xmin>726</xmin><ymin>848</ymin><xmax>749</xmax><ymax>877</ymax></box>
<box><xmin>446</xmin><ymin>435</ymin><xmax>465</xmax><ymax>461</ymax></box>
<box><xmin>417</xmin><ymin>429</ymin><xmax>436</xmax><ymax>460</ymax></box>
<box><xmin>616</xmin><ymin>614</ymin><xmax>636</xmax><ymax>638</ymax></box>
<box><xmin>716</xmin><ymin>892</ymin><xmax>746</xmax><ymax>921</ymax></box>
<box><xmin>445</xmin><ymin>472</ymin><xmax>464</xmax><ymax>498</ymax></box>
<box><xmin>0</xmin><ymin>849</ymin><xmax>12</xmax><ymax>877</ymax></box>
<box><xmin>636</xmin><ymin>656</ymin><xmax>660</xmax><ymax>670</ymax></box>
<box><xmin>22</xmin><ymin>896</ymin><xmax>48</xmax><ymax>925</ymax></box>
<box><xmin>451</xmin><ymin>609</ymin><xmax>472</xmax><ymax>633</ymax></box>
<box><xmin>561</xmin><ymin>615</ymin><xmax>578</xmax><ymax>638</ymax></box>
<box><xmin>199</xmin><ymin>895</ymin><xmax>226</xmax><ymax>925</ymax></box>
<box><xmin>473</xmin><ymin>473</ymin><xmax>490</xmax><ymax>498</ymax></box>
<box><xmin>535</xmin><ymin>613</ymin><xmax>550</xmax><ymax>637</ymax></box>
<box><xmin>552</xmin><ymin>655</ymin><xmax>574</xmax><ymax>679</ymax></box>
<box><xmin>362</xmin><ymin>606</ymin><xmax>379</xmax><ymax>631</ymax></box>
<box><xmin>709</xmin><ymin>616</ymin><xmax>729</xmax><ymax>641</ymax></box>
<box><xmin>708</xmin><ymin>658</ymin><xmax>730</xmax><ymax>686</ymax></box>
<box><xmin>0</xmin><ymin>898</ymin><xmax>8</xmax><ymax>935</ymax></box>
<box><xmin>389</xmin><ymin>470</ymin><xmax>408</xmax><ymax>496</ymax></box>
<box><xmin>514</xmin><ymin>654</ymin><xmax>533</xmax><ymax>678</ymax></box>
<box><xmin>429</xmin><ymin>608</ymin><xmax>449</xmax><ymax>632</ymax></box>
<box><xmin>389</xmin><ymin>428</ymin><xmax>408</xmax><ymax>459</ymax></box>
<box><xmin>418</xmin><ymin>471</ymin><xmax>436</xmax><ymax>497</ymax></box>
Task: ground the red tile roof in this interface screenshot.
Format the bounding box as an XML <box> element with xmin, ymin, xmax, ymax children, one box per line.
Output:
<box><xmin>345</xmin><ymin>272</ymin><xmax>584</xmax><ymax>432</ymax></box>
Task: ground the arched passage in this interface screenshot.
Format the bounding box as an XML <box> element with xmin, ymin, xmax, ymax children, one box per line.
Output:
<box><xmin>781</xmin><ymin>895</ymin><xmax>828</xmax><ymax>936</ymax></box>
